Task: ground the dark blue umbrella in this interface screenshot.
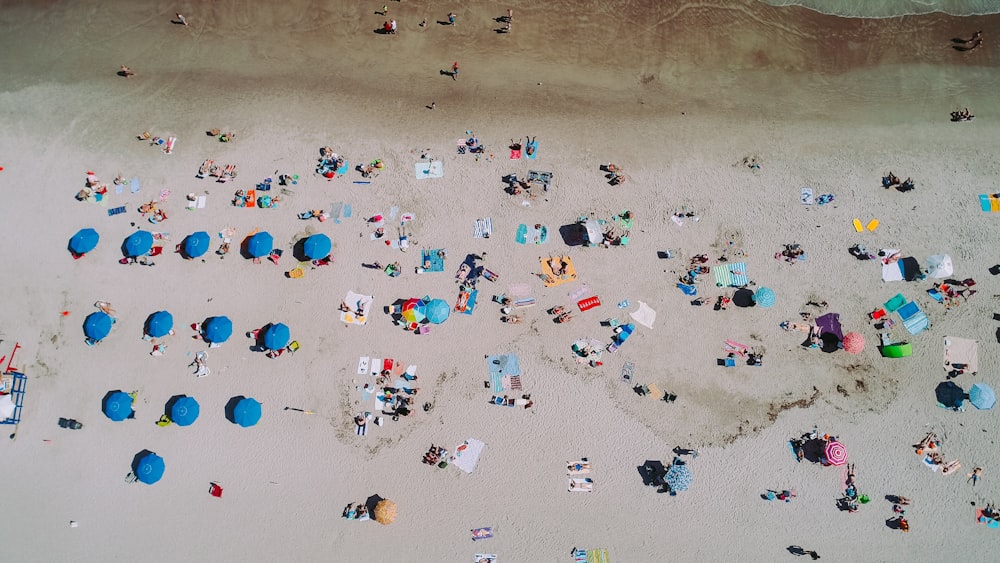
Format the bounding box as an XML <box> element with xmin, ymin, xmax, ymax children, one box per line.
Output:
<box><xmin>69</xmin><ymin>228</ymin><xmax>100</xmax><ymax>255</ymax></box>
<box><xmin>202</xmin><ymin>316</ymin><xmax>233</xmax><ymax>344</ymax></box>
<box><xmin>425</xmin><ymin>299</ymin><xmax>451</xmax><ymax>324</ymax></box>
<box><xmin>135</xmin><ymin>452</ymin><xmax>165</xmax><ymax>485</ymax></box>
<box><xmin>246</xmin><ymin>232</ymin><xmax>273</xmax><ymax>258</ymax></box>
<box><xmin>170</xmin><ymin>396</ymin><xmax>200</xmax><ymax>426</ymax></box>
<box><xmin>84</xmin><ymin>311</ymin><xmax>113</xmax><ymax>341</ymax></box>
<box><xmin>124</xmin><ymin>230</ymin><xmax>154</xmax><ymax>257</ymax></box>
<box><xmin>146</xmin><ymin>311</ymin><xmax>173</xmax><ymax>338</ymax></box>
<box><xmin>233</xmin><ymin>397</ymin><xmax>262</xmax><ymax>427</ymax></box>
<box><xmin>303</xmin><ymin>234</ymin><xmax>332</xmax><ymax>260</ymax></box>
<box><xmin>263</xmin><ymin>323</ymin><xmax>290</xmax><ymax>350</ymax></box>
<box><xmin>183</xmin><ymin>231</ymin><xmax>211</xmax><ymax>258</ymax></box>
<box><xmin>103</xmin><ymin>391</ymin><xmax>133</xmax><ymax>422</ymax></box>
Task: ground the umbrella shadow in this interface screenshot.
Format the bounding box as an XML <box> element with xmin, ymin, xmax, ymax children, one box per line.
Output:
<box><xmin>131</xmin><ymin>449</ymin><xmax>155</xmax><ymax>473</ymax></box>
<box><xmin>558</xmin><ymin>223</ymin><xmax>587</xmax><ymax>246</ymax></box>
<box><xmin>247</xmin><ymin>324</ymin><xmax>272</xmax><ymax>352</ymax></box>
<box><xmin>225</xmin><ymin>396</ymin><xmax>246</xmax><ymax>424</ymax></box>
<box><xmin>291</xmin><ymin>238</ymin><xmax>314</xmax><ymax>262</ymax></box>
<box><xmin>365</xmin><ymin>493</ymin><xmax>385</xmax><ymax>515</ymax></box>
<box><xmin>164</xmin><ymin>395</ymin><xmax>186</xmax><ymax>419</ymax></box>
<box><xmin>637</xmin><ymin>460</ymin><xmax>666</xmax><ymax>487</ymax></box>
<box><xmin>102</xmin><ymin>390</ymin><xmax>135</xmax><ymax>420</ymax></box>
<box><xmin>732</xmin><ymin>288</ymin><xmax>755</xmax><ymax>307</ymax></box>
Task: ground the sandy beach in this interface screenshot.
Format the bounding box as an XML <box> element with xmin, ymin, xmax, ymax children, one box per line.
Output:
<box><xmin>2</xmin><ymin>0</ymin><xmax>1000</xmax><ymax>560</ymax></box>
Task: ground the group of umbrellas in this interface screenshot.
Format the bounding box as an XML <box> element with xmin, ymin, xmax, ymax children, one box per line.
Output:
<box><xmin>103</xmin><ymin>393</ymin><xmax>262</xmax><ymax>428</ymax></box>
<box><xmin>936</xmin><ymin>381</ymin><xmax>996</xmax><ymax>410</ymax></box>
<box><xmin>70</xmin><ymin>228</ymin><xmax>333</xmax><ymax>261</ymax></box>
<box><xmin>83</xmin><ymin>311</ymin><xmax>238</xmax><ymax>346</ymax></box>
<box><xmin>398</xmin><ymin>297</ymin><xmax>451</xmax><ymax>325</ymax></box>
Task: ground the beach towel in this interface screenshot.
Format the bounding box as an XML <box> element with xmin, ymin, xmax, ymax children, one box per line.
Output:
<box><xmin>509</xmin><ymin>149</ymin><xmax>521</xmax><ymax>160</ymax></box>
<box><xmin>487</xmin><ymin>354</ymin><xmax>521</xmax><ymax>393</ymax></box>
<box><xmin>724</xmin><ymin>340</ymin><xmax>748</xmax><ymax>358</ymax></box>
<box><xmin>451</xmin><ymin>438</ymin><xmax>486</xmax><ymax>474</ymax></box>
<box><xmin>414</xmin><ymin>161</ymin><xmax>444</xmax><ymax>179</ymax></box>
<box><xmin>976</xmin><ymin>509</ymin><xmax>1000</xmax><ymax>528</ymax></box>
<box><xmin>456</xmin><ymin>289</ymin><xmax>478</xmax><ymax>314</ymax></box>
<box><xmin>713</xmin><ymin>262</ymin><xmax>749</xmax><ymax>287</ymax></box>
<box><xmin>525</xmin><ymin>141</ymin><xmax>538</xmax><ymax>159</ymax></box>
<box><xmin>577</xmin><ymin>296</ymin><xmax>601</xmax><ymax>311</ymax></box>
<box><xmin>897</xmin><ymin>301</ymin><xmax>929</xmax><ymax>335</ymax></box>
<box><xmin>343</xmin><ymin>203</ymin><xmax>352</xmax><ymax>218</ymax></box>
<box><xmin>129</xmin><ymin>177</ymin><xmax>141</xmax><ymax>194</ymax></box>
<box><xmin>515</xmin><ymin>223</ymin><xmax>548</xmax><ymax>245</ymax></box>
<box><xmin>943</xmin><ymin>336</ymin><xmax>978</xmax><ymax>374</ymax></box>
<box><xmin>980</xmin><ymin>194</ymin><xmax>1000</xmax><ymax>212</ymax></box>
<box><xmin>568</xmin><ymin>477</ymin><xmax>594</xmax><ymax>492</ymax></box>
<box><xmin>540</xmin><ymin>256</ymin><xmax>578</xmax><ymax>287</ymax></box>
<box><xmin>883</xmin><ymin>293</ymin><xmax>907</xmax><ymax>313</ymax></box>
<box><xmin>572</xmin><ymin>548</ymin><xmax>610</xmax><ymax>563</ymax></box>
<box><xmin>474</xmin><ymin>555</ymin><xmax>497</xmax><ymax>563</ymax></box>
<box><xmin>340</xmin><ymin>291</ymin><xmax>374</xmax><ymax>326</ymax></box>
<box><xmin>419</xmin><ymin>249</ymin><xmax>445</xmax><ymax>273</ymax></box>
<box><xmin>621</xmin><ymin>361</ymin><xmax>635</xmax><ymax>382</ymax></box>
<box><xmin>572</xmin><ymin>338</ymin><xmax>604</xmax><ymax>365</ymax></box>
<box><xmin>567</xmin><ymin>461</ymin><xmax>591</xmax><ymax>475</ymax></box>
<box><xmin>853</xmin><ymin>218</ymin><xmax>863</xmax><ymax>232</ymax></box>
<box><xmin>471</xmin><ymin>527</ymin><xmax>493</xmax><ymax>541</ymax></box>
<box><xmin>815</xmin><ymin>313</ymin><xmax>844</xmax><ymax>342</ymax></box>
<box><xmin>108</xmin><ymin>205</ymin><xmax>127</xmax><ymax>217</ymax></box>
<box><xmin>473</xmin><ymin>218</ymin><xmax>493</xmax><ymax>238</ymax></box>
<box><xmin>629</xmin><ymin>301</ymin><xmax>657</xmax><ymax>329</ymax></box>
<box><xmin>567</xmin><ymin>283</ymin><xmax>591</xmax><ymax>301</ymax></box>
<box><xmin>357</xmin><ymin>357</ymin><xmax>370</xmax><ymax>375</ymax></box>
<box><xmin>801</xmin><ymin>187</ymin><xmax>814</xmax><ymax>205</ymax></box>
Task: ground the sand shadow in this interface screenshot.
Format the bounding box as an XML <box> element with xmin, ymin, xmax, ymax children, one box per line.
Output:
<box><xmin>436</xmin><ymin>21</ymin><xmax>452</xmax><ymax>26</ymax></box>
<box><xmin>440</xmin><ymin>70</ymin><xmax>456</xmax><ymax>79</ymax></box>
<box><xmin>558</xmin><ymin>223</ymin><xmax>587</xmax><ymax>246</ymax></box>
<box><xmin>637</xmin><ymin>460</ymin><xmax>667</xmax><ymax>487</ymax></box>
<box><xmin>116</xmin><ymin>70</ymin><xmax>130</xmax><ymax>78</ymax></box>
<box><xmin>131</xmin><ymin>449</ymin><xmax>155</xmax><ymax>473</ymax></box>
<box><xmin>373</xmin><ymin>28</ymin><xmax>391</xmax><ymax>35</ymax></box>
<box><xmin>493</xmin><ymin>28</ymin><xmax>510</xmax><ymax>34</ymax></box>
<box><xmin>225</xmin><ymin>396</ymin><xmax>245</xmax><ymax>424</ymax></box>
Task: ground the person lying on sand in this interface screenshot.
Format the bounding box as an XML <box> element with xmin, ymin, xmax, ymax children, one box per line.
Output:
<box><xmin>953</xmin><ymin>38</ymin><xmax>982</xmax><ymax>51</ymax></box>
<box><xmin>501</xmin><ymin>315</ymin><xmax>521</xmax><ymax>324</ymax></box>
<box><xmin>780</xmin><ymin>321</ymin><xmax>813</xmax><ymax>333</ymax></box>
<box><xmin>951</xmin><ymin>108</ymin><xmax>975</xmax><ymax>122</ymax></box>
<box><xmin>953</xmin><ymin>31</ymin><xmax>982</xmax><ymax>44</ymax></box>
<box><xmin>882</xmin><ymin>172</ymin><xmax>901</xmax><ymax>188</ymax></box>
<box><xmin>120</xmin><ymin>65</ymin><xmax>134</xmax><ymax>77</ymax></box>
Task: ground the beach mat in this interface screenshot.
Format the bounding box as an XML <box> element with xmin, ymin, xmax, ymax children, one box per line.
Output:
<box><xmin>801</xmin><ymin>187</ymin><xmax>814</xmax><ymax>205</ymax></box>
<box><xmin>129</xmin><ymin>177</ymin><xmax>141</xmax><ymax>194</ymax></box>
<box><xmin>525</xmin><ymin>141</ymin><xmax>538</xmax><ymax>159</ymax></box>
<box><xmin>452</xmin><ymin>438</ymin><xmax>486</xmax><ymax>474</ymax></box>
<box><xmin>487</xmin><ymin>354</ymin><xmax>521</xmax><ymax>393</ymax></box>
<box><xmin>414</xmin><ymin>161</ymin><xmax>444</xmax><ymax>179</ymax></box>
<box><xmin>943</xmin><ymin>336</ymin><xmax>978</xmax><ymax>373</ymax></box>
<box><xmin>577</xmin><ymin>296</ymin><xmax>601</xmax><ymax>311</ymax></box>
<box><xmin>473</xmin><ymin>218</ymin><xmax>493</xmax><ymax>238</ymax></box>
<box><xmin>713</xmin><ymin>262</ymin><xmax>749</xmax><ymax>287</ymax></box>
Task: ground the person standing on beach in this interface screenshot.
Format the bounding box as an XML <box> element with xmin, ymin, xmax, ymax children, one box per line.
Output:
<box><xmin>968</xmin><ymin>467</ymin><xmax>983</xmax><ymax>486</ymax></box>
<box><xmin>448</xmin><ymin>12</ymin><xmax>457</xmax><ymax>26</ymax></box>
<box><xmin>452</xmin><ymin>61</ymin><xmax>459</xmax><ymax>80</ymax></box>
<box><xmin>174</xmin><ymin>13</ymin><xmax>187</xmax><ymax>26</ymax></box>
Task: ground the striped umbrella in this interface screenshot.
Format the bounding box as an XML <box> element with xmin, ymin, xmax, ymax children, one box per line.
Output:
<box><xmin>824</xmin><ymin>440</ymin><xmax>848</xmax><ymax>466</ymax></box>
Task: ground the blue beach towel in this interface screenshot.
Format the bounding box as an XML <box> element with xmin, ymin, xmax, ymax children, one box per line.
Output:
<box><xmin>525</xmin><ymin>140</ymin><xmax>539</xmax><ymax>159</ymax></box>
<box><xmin>129</xmin><ymin>177</ymin><xmax>141</xmax><ymax>194</ymax></box>
<box><xmin>487</xmin><ymin>354</ymin><xmax>521</xmax><ymax>394</ymax></box>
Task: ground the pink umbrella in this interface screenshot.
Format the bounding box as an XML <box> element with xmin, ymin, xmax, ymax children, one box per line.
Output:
<box><xmin>824</xmin><ymin>440</ymin><xmax>848</xmax><ymax>466</ymax></box>
<box><xmin>843</xmin><ymin>332</ymin><xmax>864</xmax><ymax>354</ymax></box>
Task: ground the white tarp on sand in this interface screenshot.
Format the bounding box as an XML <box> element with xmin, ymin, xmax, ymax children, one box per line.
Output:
<box><xmin>340</xmin><ymin>291</ymin><xmax>374</xmax><ymax>325</ymax></box>
<box><xmin>943</xmin><ymin>336</ymin><xmax>978</xmax><ymax>374</ymax></box>
<box><xmin>630</xmin><ymin>301</ymin><xmax>657</xmax><ymax>329</ymax></box>
<box><xmin>451</xmin><ymin>438</ymin><xmax>486</xmax><ymax>474</ymax></box>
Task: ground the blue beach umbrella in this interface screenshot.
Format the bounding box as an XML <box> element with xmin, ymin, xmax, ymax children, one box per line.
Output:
<box><xmin>84</xmin><ymin>311</ymin><xmax>113</xmax><ymax>341</ymax></box>
<box><xmin>69</xmin><ymin>228</ymin><xmax>100</xmax><ymax>255</ymax></box>
<box><xmin>425</xmin><ymin>299</ymin><xmax>451</xmax><ymax>324</ymax></box>
<box><xmin>246</xmin><ymin>232</ymin><xmax>273</xmax><ymax>258</ymax></box>
<box><xmin>969</xmin><ymin>383</ymin><xmax>996</xmax><ymax>410</ymax></box>
<box><xmin>233</xmin><ymin>397</ymin><xmax>262</xmax><ymax>427</ymax></box>
<box><xmin>124</xmin><ymin>230</ymin><xmax>154</xmax><ymax>257</ymax></box>
<box><xmin>262</xmin><ymin>323</ymin><xmax>290</xmax><ymax>350</ymax></box>
<box><xmin>183</xmin><ymin>231</ymin><xmax>211</xmax><ymax>258</ymax></box>
<box><xmin>303</xmin><ymin>234</ymin><xmax>332</xmax><ymax>260</ymax></box>
<box><xmin>665</xmin><ymin>462</ymin><xmax>693</xmax><ymax>493</ymax></box>
<box><xmin>170</xmin><ymin>396</ymin><xmax>200</xmax><ymax>426</ymax></box>
<box><xmin>103</xmin><ymin>391</ymin><xmax>133</xmax><ymax>422</ymax></box>
<box><xmin>754</xmin><ymin>287</ymin><xmax>776</xmax><ymax>308</ymax></box>
<box><xmin>135</xmin><ymin>452</ymin><xmax>165</xmax><ymax>485</ymax></box>
<box><xmin>202</xmin><ymin>316</ymin><xmax>233</xmax><ymax>344</ymax></box>
<box><xmin>146</xmin><ymin>311</ymin><xmax>173</xmax><ymax>338</ymax></box>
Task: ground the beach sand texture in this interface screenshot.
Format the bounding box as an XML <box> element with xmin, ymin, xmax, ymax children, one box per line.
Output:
<box><xmin>1</xmin><ymin>0</ymin><xmax>1000</xmax><ymax>560</ymax></box>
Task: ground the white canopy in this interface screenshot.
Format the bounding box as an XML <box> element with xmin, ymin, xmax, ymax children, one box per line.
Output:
<box><xmin>927</xmin><ymin>254</ymin><xmax>953</xmax><ymax>279</ymax></box>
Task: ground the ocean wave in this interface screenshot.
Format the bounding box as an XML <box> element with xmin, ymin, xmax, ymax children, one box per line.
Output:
<box><xmin>760</xmin><ymin>0</ymin><xmax>1000</xmax><ymax>18</ymax></box>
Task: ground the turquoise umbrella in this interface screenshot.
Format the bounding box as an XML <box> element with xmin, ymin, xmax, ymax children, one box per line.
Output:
<box><xmin>145</xmin><ymin>311</ymin><xmax>173</xmax><ymax>338</ymax></box>
<box><xmin>233</xmin><ymin>397</ymin><xmax>262</xmax><ymax>427</ymax></box>
<box><xmin>425</xmin><ymin>299</ymin><xmax>450</xmax><ymax>324</ymax></box>
<box><xmin>754</xmin><ymin>287</ymin><xmax>776</xmax><ymax>308</ymax></box>
<box><xmin>970</xmin><ymin>383</ymin><xmax>996</xmax><ymax>410</ymax></box>
<box><xmin>123</xmin><ymin>230</ymin><xmax>154</xmax><ymax>257</ymax></box>
<box><xmin>246</xmin><ymin>232</ymin><xmax>273</xmax><ymax>258</ymax></box>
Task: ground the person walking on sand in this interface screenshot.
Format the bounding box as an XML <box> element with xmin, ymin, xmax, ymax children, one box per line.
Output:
<box><xmin>174</xmin><ymin>13</ymin><xmax>187</xmax><ymax>26</ymax></box>
<box><xmin>448</xmin><ymin>12</ymin><xmax>457</xmax><ymax>26</ymax></box>
<box><xmin>120</xmin><ymin>65</ymin><xmax>134</xmax><ymax>77</ymax></box>
<box><xmin>506</xmin><ymin>8</ymin><xmax>513</xmax><ymax>22</ymax></box>
<box><xmin>390</xmin><ymin>19</ymin><xmax>397</xmax><ymax>34</ymax></box>
<box><xmin>968</xmin><ymin>467</ymin><xmax>983</xmax><ymax>486</ymax></box>
<box><xmin>452</xmin><ymin>61</ymin><xmax>459</xmax><ymax>80</ymax></box>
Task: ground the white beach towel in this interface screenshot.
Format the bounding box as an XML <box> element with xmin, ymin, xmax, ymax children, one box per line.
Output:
<box><xmin>451</xmin><ymin>438</ymin><xmax>486</xmax><ymax>474</ymax></box>
<box><xmin>943</xmin><ymin>336</ymin><xmax>978</xmax><ymax>373</ymax></box>
<box><xmin>630</xmin><ymin>301</ymin><xmax>657</xmax><ymax>329</ymax></box>
<box><xmin>414</xmin><ymin>161</ymin><xmax>444</xmax><ymax>179</ymax></box>
<box><xmin>473</xmin><ymin>218</ymin><xmax>493</xmax><ymax>238</ymax></box>
<box><xmin>801</xmin><ymin>187</ymin><xmax>814</xmax><ymax>205</ymax></box>
<box><xmin>341</xmin><ymin>291</ymin><xmax>374</xmax><ymax>326</ymax></box>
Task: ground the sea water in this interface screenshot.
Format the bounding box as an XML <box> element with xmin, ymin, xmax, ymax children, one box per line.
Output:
<box><xmin>760</xmin><ymin>0</ymin><xmax>1000</xmax><ymax>18</ymax></box>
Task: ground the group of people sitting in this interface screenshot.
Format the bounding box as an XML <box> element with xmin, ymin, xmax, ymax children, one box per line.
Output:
<box><xmin>317</xmin><ymin>147</ymin><xmax>346</xmax><ymax>176</ymax></box>
<box><xmin>881</xmin><ymin>172</ymin><xmax>916</xmax><ymax>192</ymax></box>
<box><xmin>950</xmin><ymin>108</ymin><xmax>975</xmax><ymax>122</ymax></box>
<box><xmin>360</xmin><ymin>159</ymin><xmax>384</xmax><ymax>178</ymax></box>
<box><xmin>604</xmin><ymin>163</ymin><xmax>626</xmax><ymax>185</ymax></box>
<box><xmin>548</xmin><ymin>306</ymin><xmax>574</xmax><ymax>324</ymax></box>
<box><xmin>342</xmin><ymin>502</ymin><xmax>369</xmax><ymax>520</ymax></box>
<box><xmin>775</xmin><ymin>243</ymin><xmax>806</xmax><ymax>264</ymax></box>
<box><xmin>422</xmin><ymin>444</ymin><xmax>448</xmax><ymax>466</ymax></box>
<box><xmin>232</xmin><ymin>190</ymin><xmax>280</xmax><ymax>208</ymax></box>
<box><xmin>138</xmin><ymin>201</ymin><xmax>168</xmax><ymax>223</ymax></box>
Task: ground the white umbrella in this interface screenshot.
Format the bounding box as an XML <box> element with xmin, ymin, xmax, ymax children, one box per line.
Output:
<box><xmin>926</xmin><ymin>254</ymin><xmax>953</xmax><ymax>279</ymax></box>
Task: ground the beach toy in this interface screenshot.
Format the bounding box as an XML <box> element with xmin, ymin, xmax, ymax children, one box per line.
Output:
<box><xmin>859</xmin><ymin>495</ymin><xmax>870</xmax><ymax>504</ymax></box>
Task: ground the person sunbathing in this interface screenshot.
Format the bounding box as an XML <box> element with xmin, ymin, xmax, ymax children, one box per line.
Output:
<box><xmin>555</xmin><ymin>312</ymin><xmax>573</xmax><ymax>323</ymax></box>
<box><xmin>568</xmin><ymin>462</ymin><xmax>591</xmax><ymax>472</ymax></box>
<box><xmin>898</xmin><ymin>178</ymin><xmax>915</xmax><ymax>192</ymax></box>
<box><xmin>138</xmin><ymin>201</ymin><xmax>157</xmax><ymax>214</ymax></box>
<box><xmin>509</xmin><ymin>139</ymin><xmax>522</xmax><ymax>151</ymax></box>
<box><xmin>548</xmin><ymin>258</ymin><xmax>565</xmax><ymax>276</ymax></box>
<box><xmin>780</xmin><ymin>321</ymin><xmax>813</xmax><ymax>332</ymax></box>
<box><xmin>149</xmin><ymin>209</ymin><xmax>167</xmax><ymax>223</ymax></box>
<box><xmin>501</xmin><ymin>315</ymin><xmax>521</xmax><ymax>324</ymax></box>
<box><xmin>882</xmin><ymin>172</ymin><xmax>901</xmax><ymax>188</ymax></box>
<box><xmin>120</xmin><ymin>65</ymin><xmax>134</xmax><ymax>77</ymax></box>
<box><xmin>525</xmin><ymin>136</ymin><xmax>536</xmax><ymax>155</ymax></box>
<box><xmin>548</xmin><ymin>306</ymin><xmax>566</xmax><ymax>315</ymax></box>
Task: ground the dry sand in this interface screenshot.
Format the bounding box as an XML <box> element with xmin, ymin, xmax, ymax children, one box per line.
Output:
<box><xmin>2</xmin><ymin>0</ymin><xmax>1000</xmax><ymax>560</ymax></box>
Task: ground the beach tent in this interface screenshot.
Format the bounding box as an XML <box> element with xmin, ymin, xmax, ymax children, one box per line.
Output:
<box><xmin>145</xmin><ymin>311</ymin><xmax>174</xmax><ymax>338</ymax></box>
<box><xmin>262</xmin><ymin>323</ymin><xmax>290</xmax><ymax>350</ymax></box>
<box><xmin>69</xmin><ymin>228</ymin><xmax>100</xmax><ymax>256</ymax></box>
<box><xmin>926</xmin><ymin>254</ymin><xmax>953</xmax><ymax>279</ymax></box>
<box><xmin>629</xmin><ymin>302</ymin><xmax>657</xmax><ymax>330</ymax></box>
<box><xmin>881</xmin><ymin>342</ymin><xmax>912</xmax><ymax>358</ymax></box>
<box><xmin>134</xmin><ymin>452</ymin><xmax>165</xmax><ymax>485</ymax></box>
<box><xmin>182</xmin><ymin>231</ymin><xmax>211</xmax><ymax>258</ymax></box>
<box><xmin>169</xmin><ymin>396</ymin><xmax>200</xmax><ymax>426</ymax></box>
<box><xmin>84</xmin><ymin>311</ymin><xmax>114</xmax><ymax>342</ymax></box>
<box><xmin>425</xmin><ymin>299</ymin><xmax>450</xmax><ymax>324</ymax></box>
<box><xmin>935</xmin><ymin>381</ymin><xmax>965</xmax><ymax>410</ymax></box>
<box><xmin>246</xmin><ymin>232</ymin><xmax>273</xmax><ymax>258</ymax></box>
<box><xmin>123</xmin><ymin>230</ymin><xmax>154</xmax><ymax>257</ymax></box>
<box><xmin>202</xmin><ymin>316</ymin><xmax>233</xmax><ymax>344</ymax></box>
<box><xmin>302</xmin><ymin>233</ymin><xmax>332</xmax><ymax>260</ymax></box>
<box><xmin>103</xmin><ymin>391</ymin><xmax>133</xmax><ymax>422</ymax></box>
<box><xmin>452</xmin><ymin>438</ymin><xmax>486</xmax><ymax>474</ymax></box>
<box><xmin>232</xmin><ymin>397</ymin><xmax>262</xmax><ymax>427</ymax></box>
<box><xmin>969</xmin><ymin>383</ymin><xmax>996</xmax><ymax>410</ymax></box>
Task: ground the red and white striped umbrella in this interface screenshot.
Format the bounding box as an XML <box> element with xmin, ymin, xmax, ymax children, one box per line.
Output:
<box><xmin>825</xmin><ymin>440</ymin><xmax>848</xmax><ymax>466</ymax></box>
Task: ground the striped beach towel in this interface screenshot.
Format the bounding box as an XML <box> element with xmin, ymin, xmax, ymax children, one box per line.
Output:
<box><xmin>713</xmin><ymin>262</ymin><xmax>749</xmax><ymax>287</ymax></box>
<box><xmin>474</xmin><ymin>218</ymin><xmax>493</xmax><ymax>238</ymax></box>
<box><xmin>567</xmin><ymin>283</ymin><xmax>591</xmax><ymax>301</ymax></box>
<box><xmin>573</xmin><ymin>548</ymin><xmax>610</xmax><ymax>563</ymax></box>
